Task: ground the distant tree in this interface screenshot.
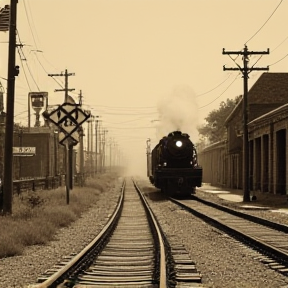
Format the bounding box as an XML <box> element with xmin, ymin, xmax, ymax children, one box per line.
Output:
<box><xmin>198</xmin><ymin>95</ymin><xmax>241</xmax><ymax>144</ymax></box>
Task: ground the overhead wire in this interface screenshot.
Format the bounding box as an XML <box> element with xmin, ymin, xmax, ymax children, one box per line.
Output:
<box><xmin>90</xmin><ymin>110</ymin><xmax>157</xmax><ymax>116</ymax></box>
<box><xmin>199</xmin><ymin>73</ymin><xmax>241</xmax><ymax>109</ymax></box>
<box><xmin>268</xmin><ymin>53</ymin><xmax>288</xmax><ymax>67</ymax></box>
<box><xmin>245</xmin><ymin>0</ymin><xmax>283</xmax><ymax>45</ymax></box>
<box><xmin>16</xmin><ymin>31</ymin><xmax>40</xmax><ymax>91</ymax></box>
<box><xmin>204</xmin><ymin>0</ymin><xmax>285</xmax><ymax>111</ymax></box>
<box><xmin>92</xmin><ymin>104</ymin><xmax>158</xmax><ymax>109</ymax></box>
<box><xmin>23</xmin><ymin>0</ymin><xmax>38</xmax><ymax>50</ymax></box>
<box><xmin>16</xmin><ymin>1</ymin><xmax>41</xmax><ymax>92</ymax></box>
<box><xmin>22</xmin><ymin>0</ymin><xmax>65</xmax><ymax>89</ymax></box>
<box><xmin>271</xmin><ymin>35</ymin><xmax>288</xmax><ymax>52</ymax></box>
<box><xmin>14</xmin><ymin>2</ymin><xmax>235</xmax><ymax>124</ymax></box>
<box><xmin>12</xmin><ymin>1</ymin><xmax>287</xmax><ymax>143</ymax></box>
<box><xmin>196</xmin><ymin>74</ymin><xmax>232</xmax><ymax>97</ymax></box>
<box><xmin>105</xmin><ymin>115</ymin><xmax>156</xmax><ymax>124</ymax></box>
<box><xmin>10</xmin><ymin>3</ymin><xmax>152</xmax><ymax>149</ymax></box>
<box><xmin>253</xmin><ymin>35</ymin><xmax>288</xmax><ymax>67</ymax></box>
<box><xmin>16</xmin><ymin>59</ymin><xmax>31</xmax><ymax>91</ymax></box>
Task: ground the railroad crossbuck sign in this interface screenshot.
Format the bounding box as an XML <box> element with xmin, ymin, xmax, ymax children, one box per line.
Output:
<box><xmin>43</xmin><ymin>102</ymin><xmax>90</xmax><ymax>145</ymax></box>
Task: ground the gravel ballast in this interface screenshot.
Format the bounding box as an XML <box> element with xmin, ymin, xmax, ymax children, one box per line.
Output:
<box><xmin>139</xmin><ymin>179</ymin><xmax>288</xmax><ymax>288</ymax></box>
<box><xmin>1</xmin><ymin>177</ymin><xmax>288</xmax><ymax>287</ymax></box>
<box><xmin>0</xmin><ymin>180</ymin><xmax>121</xmax><ymax>288</ymax></box>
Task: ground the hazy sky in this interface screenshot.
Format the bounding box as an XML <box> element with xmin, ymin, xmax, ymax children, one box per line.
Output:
<box><xmin>0</xmin><ymin>0</ymin><xmax>288</xmax><ymax>176</ymax></box>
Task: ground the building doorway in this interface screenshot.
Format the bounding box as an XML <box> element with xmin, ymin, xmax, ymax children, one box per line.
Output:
<box><xmin>276</xmin><ymin>129</ymin><xmax>286</xmax><ymax>194</ymax></box>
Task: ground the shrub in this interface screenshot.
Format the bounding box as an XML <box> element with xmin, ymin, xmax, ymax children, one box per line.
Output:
<box><xmin>43</xmin><ymin>206</ymin><xmax>77</xmax><ymax>227</ymax></box>
<box><xmin>0</xmin><ymin>220</ymin><xmax>25</xmax><ymax>257</ymax></box>
<box><xmin>0</xmin><ymin>173</ymin><xmax>119</xmax><ymax>258</ymax></box>
<box><xmin>16</xmin><ymin>219</ymin><xmax>56</xmax><ymax>246</ymax></box>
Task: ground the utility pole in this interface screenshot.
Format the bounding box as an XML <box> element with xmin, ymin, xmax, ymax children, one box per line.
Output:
<box><xmin>78</xmin><ymin>126</ymin><xmax>84</xmax><ymax>186</ymax></box>
<box><xmin>90</xmin><ymin>116</ymin><xmax>94</xmax><ymax>176</ymax></box>
<box><xmin>109</xmin><ymin>138</ymin><xmax>113</xmax><ymax>172</ymax></box>
<box><xmin>90</xmin><ymin>115</ymin><xmax>95</xmax><ymax>176</ymax></box>
<box><xmin>78</xmin><ymin>89</ymin><xmax>83</xmax><ymax>106</ymax></box>
<box><xmin>146</xmin><ymin>138</ymin><xmax>151</xmax><ymax>177</ymax></box>
<box><xmin>78</xmin><ymin>90</ymin><xmax>84</xmax><ymax>186</ymax></box>
<box><xmin>102</xmin><ymin>129</ymin><xmax>108</xmax><ymax>172</ymax></box>
<box><xmin>95</xmin><ymin>118</ymin><xmax>100</xmax><ymax>174</ymax></box>
<box><xmin>48</xmin><ymin>69</ymin><xmax>75</xmax><ymax>204</ymax></box>
<box><xmin>48</xmin><ymin>69</ymin><xmax>75</xmax><ymax>102</ymax></box>
<box><xmin>223</xmin><ymin>45</ymin><xmax>269</xmax><ymax>202</ymax></box>
<box><xmin>87</xmin><ymin>115</ymin><xmax>91</xmax><ymax>176</ymax></box>
<box><xmin>3</xmin><ymin>0</ymin><xmax>18</xmax><ymax>214</ymax></box>
<box><xmin>98</xmin><ymin>122</ymin><xmax>103</xmax><ymax>173</ymax></box>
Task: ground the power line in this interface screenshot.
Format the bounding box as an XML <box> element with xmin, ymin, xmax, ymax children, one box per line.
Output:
<box><xmin>16</xmin><ymin>43</ymin><xmax>41</xmax><ymax>91</ymax></box>
<box><xmin>91</xmin><ymin>104</ymin><xmax>157</xmax><ymax>110</ymax></box>
<box><xmin>17</xmin><ymin>48</ymin><xmax>32</xmax><ymax>91</ymax></box>
<box><xmin>246</xmin><ymin>35</ymin><xmax>288</xmax><ymax>69</ymax></box>
<box><xmin>23</xmin><ymin>0</ymin><xmax>38</xmax><ymax>49</ymax></box>
<box><xmin>269</xmin><ymin>53</ymin><xmax>288</xmax><ymax>66</ymax></box>
<box><xmin>245</xmin><ymin>0</ymin><xmax>283</xmax><ymax>44</ymax></box>
<box><xmin>271</xmin><ymin>35</ymin><xmax>288</xmax><ymax>52</ymax></box>
<box><xmin>199</xmin><ymin>73</ymin><xmax>241</xmax><ymax>109</ymax></box>
<box><xmin>196</xmin><ymin>74</ymin><xmax>232</xmax><ymax>97</ymax></box>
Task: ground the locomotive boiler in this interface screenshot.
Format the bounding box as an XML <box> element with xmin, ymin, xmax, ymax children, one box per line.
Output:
<box><xmin>147</xmin><ymin>131</ymin><xmax>202</xmax><ymax>196</ymax></box>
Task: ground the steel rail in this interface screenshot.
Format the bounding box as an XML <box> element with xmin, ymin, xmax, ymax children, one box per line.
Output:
<box><xmin>28</xmin><ymin>180</ymin><xmax>126</xmax><ymax>288</ymax></box>
<box><xmin>132</xmin><ymin>178</ymin><xmax>167</xmax><ymax>288</ymax></box>
<box><xmin>170</xmin><ymin>196</ymin><xmax>288</xmax><ymax>269</ymax></box>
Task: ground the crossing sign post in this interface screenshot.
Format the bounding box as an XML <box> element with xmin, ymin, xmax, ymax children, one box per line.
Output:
<box><xmin>43</xmin><ymin>102</ymin><xmax>90</xmax><ymax>204</ymax></box>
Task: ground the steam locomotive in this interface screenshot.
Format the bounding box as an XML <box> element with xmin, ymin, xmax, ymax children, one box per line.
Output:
<box><xmin>147</xmin><ymin>131</ymin><xmax>202</xmax><ymax>196</ymax></box>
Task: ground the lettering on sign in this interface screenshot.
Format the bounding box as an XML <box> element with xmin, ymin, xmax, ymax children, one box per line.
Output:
<box><xmin>13</xmin><ymin>147</ymin><xmax>36</xmax><ymax>156</ymax></box>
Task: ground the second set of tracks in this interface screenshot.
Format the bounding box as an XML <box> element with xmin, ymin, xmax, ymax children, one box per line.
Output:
<box><xmin>169</xmin><ymin>192</ymin><xmax>288</xmax><ymax>276</ymax></box>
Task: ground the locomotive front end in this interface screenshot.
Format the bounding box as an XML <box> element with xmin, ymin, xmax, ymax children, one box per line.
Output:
<box><xmin>149</xmin><ymin>131</ymin><xmax>202</xmax><ymax>196</ymax></box>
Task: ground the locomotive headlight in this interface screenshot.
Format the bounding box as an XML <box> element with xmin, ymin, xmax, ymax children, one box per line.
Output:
<box><xmin>176</xmin><ymin>140</ymin><xmax>182</xmax><ymax>147</ymax></box>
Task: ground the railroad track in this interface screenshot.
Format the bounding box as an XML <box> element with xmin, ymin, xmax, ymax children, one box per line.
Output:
<box><xmin>170</xmin><ymin>194</ymin><xmax>288</xmax><ymax>276</ymax></box>
<box><xmin>28</xmin><ymin>178</ymin><xmax>202</xmax><ymax>288</ymax></box>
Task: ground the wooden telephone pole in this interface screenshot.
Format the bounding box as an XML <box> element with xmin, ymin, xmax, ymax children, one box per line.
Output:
<box><xmin>223</xmin><ymin>45</ymin><xmax>269</xmax><ymax>202</ymax></box>
<box><xmin>48</xmin><ymin>69</ymin><xmax>75</xmax><ymax>204</ymax></box>
<box><xmin>3</xmin><ymin>0</ymin><xmax>18</xmax><ymax>214</ymax></box>
<box><xmin>48</xmin><ymin>69</ymin><xmax>75</xmax><ymax>102</ymax></box>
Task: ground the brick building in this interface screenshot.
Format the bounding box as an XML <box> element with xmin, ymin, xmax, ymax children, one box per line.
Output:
<box><xmin>199</xmin><ymin>72</ymin><xmax>288</xmax><ymax>195</ymax></box>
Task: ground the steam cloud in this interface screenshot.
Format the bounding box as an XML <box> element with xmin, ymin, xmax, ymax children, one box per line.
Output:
<box><xmin>156</xmin><ymin>85</ymin><xmax>199</xmax><ymax>142</ymax></box>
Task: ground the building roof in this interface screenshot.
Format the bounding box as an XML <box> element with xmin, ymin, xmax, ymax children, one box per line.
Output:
<box><xmin>249</xmin><ymin>102</ymin><xmax>288</xmax><ymax>127</ymax></box>
<box><xmin>225</xmin><ymin>72</ymin><xmax>288</xmax><ymax>124</ymax></box>
<box><xmin>248</xmin><ymin>72</ymin><xmax>288</xmax><ymax>104</ymax></box>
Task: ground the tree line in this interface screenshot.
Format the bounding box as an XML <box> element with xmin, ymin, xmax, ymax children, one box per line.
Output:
<box><xmin>197</xmin><ymin>95</ymin><xmax>242</xmax><ymax>144</ymax></box>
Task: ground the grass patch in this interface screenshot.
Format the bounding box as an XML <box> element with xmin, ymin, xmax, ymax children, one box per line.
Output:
<box><xmin>0</xmin><ymin>173</ymin><xmax>119</xmax><ymax>258</ymax></box>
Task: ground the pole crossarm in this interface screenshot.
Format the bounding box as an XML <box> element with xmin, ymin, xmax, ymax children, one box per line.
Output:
<box><xmin>223</xmin><ymin>67</ymin><xmax>241</xmax><ymax>71</ymax></box>
<box><xmin>223</xmin><ymin>48</ymin><xmax>269</xmax><ymax>55</ymax></box>
<box><xmin>54</xmin><ymin>88</ymin><xmax>75</xmax><ymax>92</ymax></box>
<box><xmin>248</xmin><ymin>67</ymin><xmax>269</xmax><ymax>71</ymax></box>
<box><xmin>223</xmin><ymin>66</ymin><xmax>269</xmax><ymax>72</ymax></box>
<box><xmin>48</xmin><ymin>69</ymin><xmax>75</xmax><ymax>102</ymax></box>
<box><xmin>48</xmin><ymin>73</ymin><xmax>75</xmax><ymax>77</ymax></box>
